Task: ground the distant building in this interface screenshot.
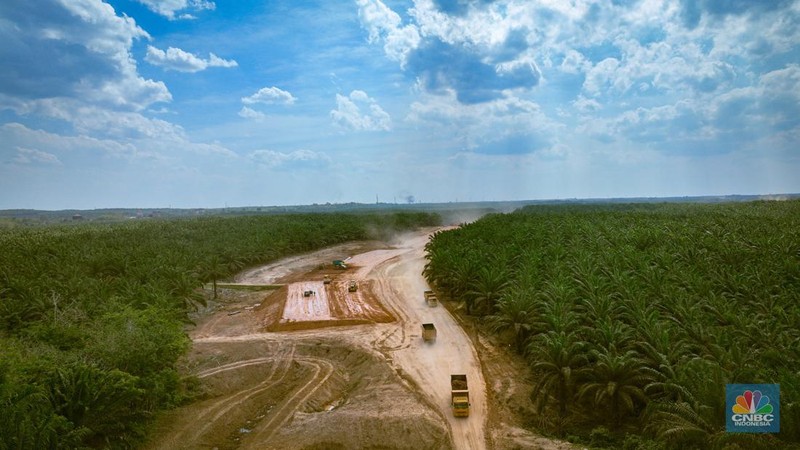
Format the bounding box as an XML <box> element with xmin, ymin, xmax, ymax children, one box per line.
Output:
<box><xmin>72</xmin><ymin>214</ymin><xmax>83</xmax><ymax>220</ymax></box>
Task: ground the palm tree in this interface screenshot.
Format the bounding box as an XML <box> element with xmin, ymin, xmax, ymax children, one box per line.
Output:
<box><xmin>577</xmin><ymin>346</ymin><xmax>652</xmax><ymax>428</ymax></box>
<box><xmin>527</xmin><ymin>331</ymin><xmax>588</xmax><ymax>435</ymax></box>
<box><xmin>536</xmin><ymin>294</ymin><xmax>579</xmax><ymax>335</ymax></box>
<box><xmin>486</xmin><ymin>289</ymin><xmax>536</xmax><ymax>353</ymax></box>
<box><xmin>587</xmin><ymin>318</ymin><xmax>635</xmax><ymax>353</ymax></box>
<box><xmin>465</xmin><ymin>264</ymin><xmax>510</xmax><ymax>316</ymax></box>
<box><xmin>642</xmin><ymin>359</ymin><xmax>768</xmax><ymax>449</ymax></box>
<box><xmin>166</xmin><ymin>271</ymin><xmax>206</xmax><ymax>312</ymax></box>
<box><xmin>196</xmin><ymin>254</ymin><xmax>243</xmax><ymax>300</ymax></box>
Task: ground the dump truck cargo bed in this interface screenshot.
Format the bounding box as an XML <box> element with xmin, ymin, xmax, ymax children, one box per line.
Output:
<box><xmin>424</xmin><ymin>290</ymin><xmax>438</xmax><ymax>307</ymax></box>
<box><xmin>450</xmin><ymin>374</ymin><xmax>470</xmax><ymax>417</ymax></box>
<box><xmin>422</xmin><ymin>323</ymin><xmax>437</xmax><ymax>342</ymax></box>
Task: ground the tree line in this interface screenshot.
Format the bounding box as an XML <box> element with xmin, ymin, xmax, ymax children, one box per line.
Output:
<box><xmin>0</xmin><ymin>211</ymin><xmax>439</xmax><ymax>449</ymax></box>
<box><xmin>423</xmin><ymin>201</ymin><xmax>799</xmax><ymax>449</ymax></box>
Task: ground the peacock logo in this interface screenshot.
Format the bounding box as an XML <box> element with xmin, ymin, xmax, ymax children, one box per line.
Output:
<box><xmin>732</xmin><ymin>390</ymin><xmax>773</xmax><ymax>415</ymax></box>
<box><xmin>726</xmin><ymin>384</ymin><xmax>780</xmax><ymax>433</ymax></box>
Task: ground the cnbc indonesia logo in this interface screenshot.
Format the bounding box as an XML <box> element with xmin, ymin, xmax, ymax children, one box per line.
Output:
<box><xmin>726</xmin><ymin>384</ymin><xmax>780</xmax><ymax>433</ymax></box>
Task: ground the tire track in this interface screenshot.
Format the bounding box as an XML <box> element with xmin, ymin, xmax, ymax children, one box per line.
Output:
<box><xmin>194</xmin><ymin>344</ymin><xmax>297</xmax><ymax>437</ymax></box>
<box><xmin>370</xmin><ymin>255</ymin><xmax>412</xmax><ymax>352</ymax></box>
<box><xmin>244</xmin><ymin>356</ymin><xmax>336</xmax><ymax>447</ymax></box>
<box><xmin>158</xmin><ymin>343</ymin><xmax>297</xmax><ymax>448</ymax></box>
<box><xmin>196</xmin><ymin>356</ymin><xmax>274</xmax><ymax>379</ymax></box>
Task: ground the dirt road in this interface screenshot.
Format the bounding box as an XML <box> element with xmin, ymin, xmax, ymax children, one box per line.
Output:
<box><xmin>349</xmin><ymin>232</ymin><xmax>488</xmax><ymax>449</ymax></box>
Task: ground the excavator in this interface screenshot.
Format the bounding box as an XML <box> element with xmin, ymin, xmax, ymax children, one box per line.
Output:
<box><xmin>332</xmin><ymin>256</ymin><xmax>351</xmax><ymax>269</ymax></box>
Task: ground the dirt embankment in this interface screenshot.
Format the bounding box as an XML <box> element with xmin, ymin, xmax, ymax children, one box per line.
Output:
<box><xmin>146</xmin><ymin>334</ymin><xmax>450</xmax><ymax>449</ymax></box>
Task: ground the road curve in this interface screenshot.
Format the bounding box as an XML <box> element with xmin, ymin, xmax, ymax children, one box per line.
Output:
<box><xmin>351</xmin><ymin>230</ymin><xmax>488</xmax><ymax>449</ymax></box>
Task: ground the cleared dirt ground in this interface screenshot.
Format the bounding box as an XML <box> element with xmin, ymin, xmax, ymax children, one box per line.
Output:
<box><xmin>144</xmin><ymin>229</ymin><xmax>576</xmax><ymax>450</ymax></box>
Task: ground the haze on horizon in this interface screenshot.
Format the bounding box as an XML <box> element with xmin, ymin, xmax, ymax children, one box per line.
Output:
<box><xmin>1</xmin><ymin>0</ymin><xmax>798</xmax><ymax>210</ymax></box>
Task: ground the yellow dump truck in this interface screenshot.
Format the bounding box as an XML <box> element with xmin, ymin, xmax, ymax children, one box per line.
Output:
<box><xmin>422</xmin><ymin>323</ymin><xmax>437</xmax><ymax>342</ymax></box>
<box><xmin>348</xmin><ymin>280</ymin><xmax>357</xmax><ymax>292</ymax></box>
<box><xmin>451</xmin><ymin>374</ymin><xmax>470</xmax><ymax>417</ymax></box>
<box><xmin>424</xmin><ymin>290</ymin><xmax>438</xmax><ymax>307</ymax></box>
<box><xmin>323</xmin><ymin>275</ymin><xmax>331</xmax><ymax>285</ymax></box>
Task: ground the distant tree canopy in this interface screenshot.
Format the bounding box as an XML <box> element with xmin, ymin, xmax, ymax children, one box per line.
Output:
<box><xmin>423</xmin><ymin>201</ymin><xmax>800</xmax><ymax>449</ymax></box>
<box><xmin>0</xmin><ymin>211</ymin><xmax>439</xmax><ymax>449</ymax></box>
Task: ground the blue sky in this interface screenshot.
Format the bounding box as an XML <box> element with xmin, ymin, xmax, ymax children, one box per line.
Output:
<box><xmin>1</xmin><ymin>0</ymin><xmax>798</xmax><ymax>209</ymax></box>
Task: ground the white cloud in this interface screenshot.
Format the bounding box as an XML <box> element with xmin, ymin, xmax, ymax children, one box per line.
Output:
<box><xmin>407</xmin><ymin>90</ymin><xmax>562</xmax><ymax>153</ymax></box>
<box><xmin>1</xmin><ymin>0</ymin><xmax>170</xmax><ymax>112</ymax></box>
<box><xmin>242</xmin><ymin>87</ymin><xmax>297</xmax><ymax>105</ymax></box>
<box><xmin>1</xmin><ymin>122</ymin><xmax>137</xmax><ymax>160</ymax></box>
<box><xmin>134</xmin><ymin>0</ymin><xmax>215</xmax><ymax>20</ymax></box>
<box><xmin>760</xmin><ymin>64</ymin><xmax>800</xmax><ymax>99</ymax></box>
<box><xmin>11</xmin><ymin>147</ymin><xmax>62</xmax><ymax>166</ymax></box>
<box><xmin>583</xmin><ymin>58</ymin><xmax>622</xmax><ymax>96</ymax></box>
<box><xmin>2</xmin><ymin>109</ymin><xmax>236</xmax><ymax>164</ymax></box>
<box><xmin>238</xmin><ymin>106</ymin><xmax>266</xmax><ymax>120</ymax></box>
<box><xmin>208</xmin><ymin>53</ymin><xmax>237</xmax><ymax>68</ymax></box>
<box><xmin>573</xmin><ymin>95</ymin><xmax>601</xmax><ymax>113</ymax></box>
<box><xmin>16</xmin><ymin>98</ymin><xmax>186</xmax><ymax>140</ymax></box>
<box><xmin>356</xmin><ymin>0</ymin><xmax>420</xmax><ymax>65</ymax></box>
<box><xmin>145</xmin><ymin>46</ymin><xmax>237</xmax><ymax>72</ymax></box>
<box><xmin>560</xmin><ymin>49</ymin><xmax>591</xmax><ymax>74</ymax></box>
<box><xmin>249</xmin><ymin>149</ymin><xmax>330</xmax><ymax>169</ymax></box>
<box><xmin>704</xmin><ymin>64</ymin><xmax>800</xmax><ymax>131</ymax></box>
<box><xmin>330</xmin><ymin>90</ymin><xmax>391</xmax><ymax>131</ymax></box>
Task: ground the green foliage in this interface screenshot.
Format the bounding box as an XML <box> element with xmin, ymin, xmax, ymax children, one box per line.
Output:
<box><xmin>621</xmin><ymin>433</ymin><xmax>666</xmax><ymax>450</ymax></box>
<box><xmin>589</xmin><ymin>426</ymin><xmax>615</xmax><ymax>448</ymax></box>
<box><xmin>0</xmin><ymin>211</ymin><xmax>438</xmax><ymax>448</ymax></box>
<box><xmin>88</xmin><ymin>305</ymin><xmax>190</xmax><ymax>376</ymax></box>
<box><xmin>47</xmin><ymin>362</ymin><xmax>146</xmax><ymax>447</ymax></box>
<box><xmin>423</xmin><ymin>200</ymin><xmax>800</xmax><ymax>447</ymax></box>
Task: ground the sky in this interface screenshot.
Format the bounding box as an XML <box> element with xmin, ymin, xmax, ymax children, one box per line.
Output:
<box><xmin>1</xmin><ymin>0</ymin><xmax>798</xmax><ymax>210</ymax></box>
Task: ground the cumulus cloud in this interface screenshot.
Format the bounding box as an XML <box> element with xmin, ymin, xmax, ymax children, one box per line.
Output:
<box><xmin>707</xmin><ymin>64</ymin><xmax>800</xmax><ymax>133</ymax></box>
<box><xmin>359</xmin><ymin>0</ymin><xmax>540</xmax><ymax>104</ymax></box>
<box><xmin>349</xmin><ymin>0</ymin><xmax>800</xmax><ymax>165</ymax></box>
<box><xmin>577</xmin><ymin>62</ymin><xmax>800</xmax><ymax>154</ymax></box>
<box><xmin>356</xmin><ymin>0</ymin><xmax>421</xmax><ymax>65</ymax></box>
<box><xmin>407</xmin><ymin>39</ymin><xmax>540</xmax><ymax>104</ymax></box>
<box><xmin>12</xmin><ymin>98</ymin><xmax>187</xmax><ymax>140</ymax></box>
<box><xmin>242</xmin><ymin>87</ymin><xmax>297</xmax><ymax>105</ymax></box>
<box><xmin>145</xmin><ymin>46</ymin><xmax>237</xmax><ymax>72</ymax></box>
<box><xmin>560</xmin><ymin>49</ymin><xmax>591</xmax><ymax>74</ymax></box>
<box><xmin>11</xmin><ymin>147</ymin><xmax>62</xmax><ymax>166</ymax></box>
<box><xmin>573</xmin><ymin>95</ymin><xmax>601</xmax><ymax>113</ymax></box>
<box><xmin>330</xmin><ymin>90</ymin><xmax>391</xmax><ymax>131</ymax></box>
<box><xmin>249</xmin><ymin>149</ymin><xmax>331</xmax><ymax>169</ymax></box>
<box><xmin>0</xmin><ymin>0</ymin><xmax>170</xmax><ymax>111</ymax></box>
<box><xmin>583</xmin><ymin>58</ymin><xmax>622</xmax><ymax>96</ymax></box>
<box><xmin>238</xmin><ymin>106</ymin><xmax>266</xmax><ymax>120</ymax></box>
<box><xmin>408</xmin><ymin>90</ymin><xmax>561</xmax><ymax>153</ymax></box>
<box><xmin>1</xmin><ymin>122</ymin><xmax>137</xmax><ymax>160</ymax></box>
<box><xmin>134</xmin><ymin>0</ymin><xmax>215</xmax><ymax>20</ymax></box>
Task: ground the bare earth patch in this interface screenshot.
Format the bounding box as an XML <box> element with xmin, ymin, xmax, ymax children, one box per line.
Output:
<box><xmin>144</xmin><ymin>231</ymin><xmax>577</xmax><ymax>450</ymax></box>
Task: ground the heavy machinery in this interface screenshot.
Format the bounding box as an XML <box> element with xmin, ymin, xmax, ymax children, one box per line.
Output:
<box><xmin>424</xmin><ymin>290</ymin><xmax>438</xmax><ymax>307</ymax></box>
<box><xmin>333</xmin><ymin>257</ymin><xmax>351</xmax><ymax>269</ymax></box>
<box><xmin>422</xmin><ymin>323</ymin><xmax>437</xmax><ymax>342</ymax></box>
<box><xmin>323</xmin><ymin>275</ymin><xmax>331</xmax><ymax>285</ymax></box>
<box><xmin>451</xmin><ymin>375</ymin><xmax>470</xmax><ymax>417</ymax></box>
<box><xmin>303</xmin><ymin>290</ymin><xmax>315</xmax><ymax>297</ymax></box>
<box><xmin>348</xmin><ymin>280</ymin><xmax>357</xmax><ymax>292</ymax></box>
